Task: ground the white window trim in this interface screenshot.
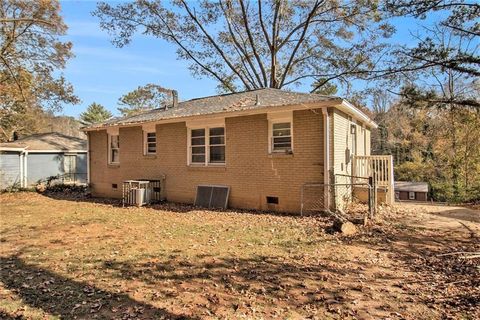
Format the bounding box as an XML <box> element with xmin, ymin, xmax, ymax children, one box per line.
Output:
<box><xmin>143</xmin><ymin>130</ymin><xmax>157</xmax><ymax>155</ymax></box>
<box><xmin>408</xmin><ymin>191</ymin><xmax>415</xmax><ymax>200</ymax></box>
<box><xmin>187</xmin><ymin>119</ymin><xmax>226</xmax><ymax>166</ymax></box>
<box><xmin>108</xmin><ymin>134</ymin><xmax>120</xmax><ymax>165</ymax></box>
<box><xmin>268</xmin><ymin>111</ymin><xmax>293</xmax><ymax>154</ymax></box>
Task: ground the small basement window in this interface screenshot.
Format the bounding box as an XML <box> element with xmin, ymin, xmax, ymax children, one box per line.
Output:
<box><xmin>409</xmin><ymin>191</ymin><xmax>415</xmax><ymax>200</ymax></box>
<box><xmin>266</xmin><ymin>196</ymin><xmax>279</xmax><ymax>205</ymax></box>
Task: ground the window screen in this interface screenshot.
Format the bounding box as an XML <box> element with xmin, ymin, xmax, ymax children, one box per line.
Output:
<box><xmin>191</xmin><ymin>129</ymin><xmax>206</xmax><ymax>163</ymax></box>
<box><xmin>209</xmin><ymin>127</ymin><xmax>225</xmax><ymax>163</ymax></box>
<box><xmin>146</xmin><ymin>132</ymin><xmax>156</xmax><ymax>154</ymax></box>
<box><xmin>195</xmin><ymin>185</ymin><xmax>230</xmax><ymax>209</ymax></box>
<box><xmin>272</xmin><ymin>122</ymin><xmax>292</xmax><ymax>152</ymax></box>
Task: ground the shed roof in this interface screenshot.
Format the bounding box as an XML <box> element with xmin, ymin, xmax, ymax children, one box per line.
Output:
<box><xmin>83</xmin><ymin>88</ymin><xmax>375</xmax><ymax>130</ymax></box>
<box><xmin>0</xmin><ymin>132</ymin><xmax>87</xmax><ymax>151</ymax></box>
<box><xmin>394</xmin><ymin>181</ymin><xmax>429</xmax><ymax>193</ymax></box>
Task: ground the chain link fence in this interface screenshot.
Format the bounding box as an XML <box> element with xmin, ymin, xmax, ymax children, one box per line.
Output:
<box><xmin>301</xmin><ymin>174</ymin><xmax>377</xmax><ymax>222</ymax></box>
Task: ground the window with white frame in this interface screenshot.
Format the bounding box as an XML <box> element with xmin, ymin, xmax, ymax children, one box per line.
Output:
<box><xmin>409</xmin><ymin>191</ymin><xmax>415</xmax><ymax>200</ymax></box>
<box><xmin>144</xmin><ymin>131</ymin><xmax>156</xmax><ymax>155</ymax></box>
<box><xmin>191</xmin><ymin>128</ymin><xmax>206</xmax><ymax>164</ymax></box>
<box><xmin>209</xmin><ymin>127</ymin><xmax>225</xmax><ymax>163</ymax></box>
<box><xmin>189</xmin><ymin>127</ymin><xmax>225</xmax><ymax>165</ymax></box>
<box><xmin>271</xmin><ymin>122</ymin><xmax>292</xmax><ymax>152</ymax></box>
<box><xmin>109</xmin><ymin>134</ymin><xmax>120</xmax><ymax>164</ymax></box>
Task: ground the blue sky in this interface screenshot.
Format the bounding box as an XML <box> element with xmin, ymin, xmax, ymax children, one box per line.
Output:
<box><xmin>60</xmin><ymin>0</ymin><xmax>219</xmax><ymax>118</ymax></box>
<box><xmin>59</xmin><ymin>1</ymin><xmax>430</xmax><ymax>118</ymax></box>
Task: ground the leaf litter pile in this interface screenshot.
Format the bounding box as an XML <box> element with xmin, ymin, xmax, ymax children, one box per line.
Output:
<box><xmin>0</xmin><ymin>192</ymin><xmax>479</xmax><ymax>319</ymax></box>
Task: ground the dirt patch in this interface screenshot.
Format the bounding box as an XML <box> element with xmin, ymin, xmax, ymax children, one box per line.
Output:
<box><xmin>0</xmin><ymin>193</ymin><xmax>478</xmax><ymax>319</ymax></box>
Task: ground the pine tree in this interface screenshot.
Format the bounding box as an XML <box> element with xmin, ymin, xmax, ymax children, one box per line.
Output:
<box><xmin>79</xmin><ymin>103</ymin><xmax>112</xmax><ymax>125</ymax></box>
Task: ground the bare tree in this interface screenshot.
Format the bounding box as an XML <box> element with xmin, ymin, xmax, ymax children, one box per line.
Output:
<box><xmin>94</xmin><ymin>0</ymin><xmax>392</xmax><ymax>93</ymax></box>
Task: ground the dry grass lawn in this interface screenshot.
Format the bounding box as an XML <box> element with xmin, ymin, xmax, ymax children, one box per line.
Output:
<box><xmin>0</xmin><ymin>193</ymin><xmax>478</xmax><ymax>319</ymax></box>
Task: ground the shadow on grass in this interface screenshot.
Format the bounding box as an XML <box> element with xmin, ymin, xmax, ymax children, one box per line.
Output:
<box><xmin>0</xmin><ymin>255</ymin><xmax>196</xmax><ymax>319</ymax></box>
<box><xmin>98</xmin><ymin>253</ymin><xmax>408</xmax><ymax>318</ymax></box>
<box><xmin>429</xmin><ymin>208</ymin><xmax>480</xmax><ymax>224</ymax></box>
<box><xmin>352</xmin><ymin>224</ymin><xmax>480</xmax><ymax>318</ymax></box>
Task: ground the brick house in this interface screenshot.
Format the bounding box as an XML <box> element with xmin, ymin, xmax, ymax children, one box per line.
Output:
<box><xmin>83</xmin><ymin>89</ymin><xmax>377</xmax><ymax>213</ymax></box>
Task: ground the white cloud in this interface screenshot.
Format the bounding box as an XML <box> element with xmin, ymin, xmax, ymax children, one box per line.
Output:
<box><xmin>66</xmin><ymin>21</ymin><xmax>108</xmax><ymax>38</ymax></box>
<box><xmin>73</xmin><ymin>45</ymin><xmax>139</xmax><ymax>60</ymax></box>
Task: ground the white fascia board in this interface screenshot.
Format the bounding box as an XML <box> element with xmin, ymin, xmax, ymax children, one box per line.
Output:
<box><xmin>82</xmin><ymin>100</ymin><xmax>341</xmax><ymax>132</ymax></box>
<box><xmin>0</xmin><ymin>147</ymin><xmax>26</xmax><ymax>152</ymax></box>
<box><xmin>24</xmin><ymin>150</ymin><xmax>87</xmax><ymax>153</ymax></box>
<box><xmin>339</xmin><ymin>100</ymin><xmax>378</xmax><ymax>129</ymax></box>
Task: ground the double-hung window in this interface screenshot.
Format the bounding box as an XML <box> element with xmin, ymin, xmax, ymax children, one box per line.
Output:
<box><xmin>109</xmin><ymin>134</ymin><xmax>120</xmax><ymax>164</ymax></box>
<box><xmin>191</xmin><ymin>129</ymin><xmax>206</xmax><ymax>164</ymax></box>
<box><xmin>189</xmin><ymin>127</ymin><xmax>225</xmax><ymax>165</ymax></box>
<box><xmin>209</xmin><ymin>127</ymin><xmax>225</xmax><ymax>163</ymax></box>
<box><xmin>271</xmin><ymin>122</ymin><xmax>292</xmax><ymax>152</ymax></box>
<box><xmin>144</xmin><ymin>131</ymin><xmax>156</xmax><ymax>155</ymax></box>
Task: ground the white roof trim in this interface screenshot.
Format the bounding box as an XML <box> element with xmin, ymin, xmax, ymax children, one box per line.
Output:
<box><xmin>82</xmin><ymin>99</ymin><xmax>377</xmax><ymax>131</ymax></box>
<box><xmin>0</xmin><ymin>147</ymin><xmax>26</xmax><ymax>152</ymax></box>
<box><xmin>24</xmin><ymin>149</ymin><xmax>87</xmax><ymax>153</ymax></box>
<box><xmin>339</xmin><ymin>100</ymin><xmax>378</xmax><ymax>129</ymax></box>
<box><xmin>82</xmin><ymin>100</ymin><xmax>337</xmax><ymax>132</ymax></box>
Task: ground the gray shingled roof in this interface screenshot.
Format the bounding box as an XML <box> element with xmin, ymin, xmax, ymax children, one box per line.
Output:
<box><xmin>394</xmin><ymin>181</ymin><xmax>429</xmax><ymax>193</ymax></box>
<box><xmin>0</xmin><ymin>132</ymin><xmax>87</xmax><ymax>151</ymax></box>
<box><xmin>84</xmin><ymin>88</ymin><xmax>342</xmax><ymax>129</ymax></box>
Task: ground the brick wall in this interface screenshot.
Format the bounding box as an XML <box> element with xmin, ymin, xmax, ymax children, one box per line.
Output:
<box><xmin>88</xmin><ymin>109</ymin><xmax>324</xmax><ymax>213</ymax></box>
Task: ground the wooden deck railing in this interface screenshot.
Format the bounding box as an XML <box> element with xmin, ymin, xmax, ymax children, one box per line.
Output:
<box><xmin>353</xmin><ymin>155</ymin><xmax>394</xmax><ymax>204</ymax></box>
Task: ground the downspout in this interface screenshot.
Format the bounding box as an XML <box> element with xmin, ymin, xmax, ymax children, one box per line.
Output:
<box><xmin>87</xmin><ymin>132</ymin><xmax>90</xmax><ymax>185</ymax></box>
<box><xmin>322</xmin><ymin>108</ymin><xmax>330</xmax><ymax>210</ymax></box>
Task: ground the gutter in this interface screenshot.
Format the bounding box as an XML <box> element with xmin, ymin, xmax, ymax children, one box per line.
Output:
<box><xmin>340</xmin><ymin>100</ymin><xmax>378</xmax><ymax>129</ymax></box>
<box><xmin>0</xmin><ymin>147</ymin><xmax>27</xmax><ymax>152</ymax></box>
<box><xmin>81</xmin><ymin>99</ymin><xmax>343</xmax><ymax>132</ymax></box>
<box><xmin>81</xmin><ymin>98</ymin><xmax>378</xmax><ymax>133</ymax></box>
<box><xmin>87</xmin><ymin>132</ymin><xmax>90</xmax><ymax>185</ymax></box>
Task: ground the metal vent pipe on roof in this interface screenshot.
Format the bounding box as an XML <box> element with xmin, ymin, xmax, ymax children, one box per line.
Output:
<box><xmin>172</xmin><ymin>90</ymin><xmax>178</xmax><ymax>108</ymax></box>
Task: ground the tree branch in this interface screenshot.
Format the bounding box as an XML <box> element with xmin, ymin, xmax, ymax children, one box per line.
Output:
<box><xmin>144</xmin><ymin>2</ymin><xmax>237</xmax><ymax>92</ymax></box>
<box><xmin>0</xmin><ymin>18</ymin><xmax>54</xmax><ymax>26</ymax></box>
<box><xmin>179</xmin><ymin>0</ymin><xmax>252</xmax><ymax>90</ymax></box>
<box><xmin>238</xmin><ymin>0</ymin><xmax>268</xmax><ymax>87</ymax></box>
<box><xmin>219</xmin><ymin>0</ymin><xmax>262</xmax><ymax>88</ymax></box>
<box><xmin>279</xmin><ymin>1</ymin><xmax>323</xmax><ymax>87</ymax></box>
